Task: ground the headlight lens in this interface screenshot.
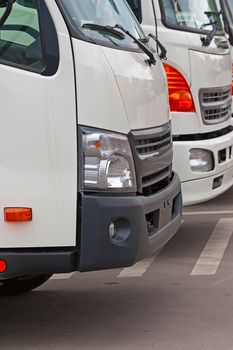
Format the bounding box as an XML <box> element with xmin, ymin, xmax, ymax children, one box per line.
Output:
<box><xmin>80</xmin><ymin>127</ymin><xmax>136</xmax><ymax>192</ymax></box>
<box><xmin>189</xmin><ymin>149</ymin><xmax>214</xmax><ymax>173</ymax></box>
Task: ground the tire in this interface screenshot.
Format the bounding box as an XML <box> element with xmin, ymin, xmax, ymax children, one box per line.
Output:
<box><xmin>0</xmin><ymin>274</ymin><xmax>52</xmax><ymax>296</ymax></box>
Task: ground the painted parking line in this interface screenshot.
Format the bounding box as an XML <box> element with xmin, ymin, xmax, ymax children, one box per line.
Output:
<box><xmin>117</xmin><ymin>250</ymin><xmax>162</xmax><ymax>278</ymax></box>
<box><xmin>191</xmin><ymin>218</ymin><xmax>233</xmax><ymax>276</ymax></box>
<box><xmin>51</xmin><ymin>272</ymin><xmax>75</xmax><ymax>280</ymax></box>
<box><xmin>183</xmin><ymin>210</ymin><xmax>233</xmax><ymax>216</ymax></box>
<box><xmin>118</xmin><ymin>220</ymin><xmax>184</xmax><ymax>278</ymax></box>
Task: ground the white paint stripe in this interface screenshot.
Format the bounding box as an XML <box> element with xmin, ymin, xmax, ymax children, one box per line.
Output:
<box><xmin>117</xmin><ymin>220</ymin><xmax>184</xmax><ymax>278</ymax></box>
<box><xmin>117</xmin><ymin>250</ymin><xmax>162</xmax><ymax>278</ymax></box>
<box><xmin>191</xmin><ymin>218</ymin><xmax>233</xmax><ymax>276</ymax></box>
<box><xmin>183</xmin><ymin>210</ymin><xmax>233</xmax><ymax>216</ymax></box>
<box><xmin>51</xmin><ymin>272</ymin><xmax>75</xmax><ymax>280</ymax></box>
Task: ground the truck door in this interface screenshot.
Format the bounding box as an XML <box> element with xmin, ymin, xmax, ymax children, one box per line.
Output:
<box><xmin>0</xmin><ymin>0</ymin><xmax>77</xmax><ymax>248</ymax></box>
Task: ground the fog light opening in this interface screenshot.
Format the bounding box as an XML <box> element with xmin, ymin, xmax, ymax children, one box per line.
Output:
<box><xmin>109</xmin><ymin>222</ymin><xmax>117</xmax><ymax>240</ymax></box>
<box><xmin>108</xmin><ymin>219</ymin><xmax>131</xmax><ymax>245</ymax></box>
<box><xmin>213</xmin><ymin>175</ymin><xmax>223</xmax><ymax>190</ymax></box>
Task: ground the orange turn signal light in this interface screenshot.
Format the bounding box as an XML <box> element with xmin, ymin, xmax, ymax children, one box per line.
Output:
<box><xmin>4</xmin><ymin>207</ymin><xmax>32</xmax><ymax>222</ymax></box>
<box><xmin>0</xmin><ymin>260</ymin><xmax>7</xmax><ymax>273</ymax></box>
<box><xmin>164</xmin><ymin>63</ymin><xmax>195</xmax><ymax>112</ymax></box>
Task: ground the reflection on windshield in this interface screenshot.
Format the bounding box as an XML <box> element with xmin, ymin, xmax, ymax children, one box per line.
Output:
<box><xmin>161</xmin><ymin>0</ymin><xmax>223</xmax><ymax>32</ymax></box>
<box><xmin>58</xmin><ymin>0</ymin><xmax>145</xmax><ymax>48</ymax></box>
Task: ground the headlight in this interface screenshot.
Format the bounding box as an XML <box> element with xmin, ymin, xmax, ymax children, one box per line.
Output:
<box><xmin>189</xmin><ymin>149</ymin><xmax>214</xmax><ymax>173</ymax></box>
<box><xmin>80</xmin><ymin>127</ymin><xmax>137</xmax><ymax>192</ymax></box>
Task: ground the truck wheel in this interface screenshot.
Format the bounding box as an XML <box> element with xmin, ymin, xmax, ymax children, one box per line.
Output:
<box><xmin>0</xmin><ymin>274</ymin><xmax>52</xmax><ymax>296</ymax></box>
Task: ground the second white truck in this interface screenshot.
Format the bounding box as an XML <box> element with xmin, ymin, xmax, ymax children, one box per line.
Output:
<box><xmin>127</xmin><ymin>0</ymin><xmax>233</xmax><ymax>205</ymax></box>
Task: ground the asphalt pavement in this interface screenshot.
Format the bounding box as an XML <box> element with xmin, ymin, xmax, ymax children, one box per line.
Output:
<box><xmin>2</xmin><ymin>187</ymin><xmax>233</xmax><ymax>350</ymax></box>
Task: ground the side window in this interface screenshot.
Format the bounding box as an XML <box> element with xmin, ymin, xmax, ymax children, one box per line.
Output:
<box><xmin>126</xmin><ymin>0</ymin><xmax>142</xmax><ymax>23</ymax></box>
<box><xmin>0</xmin><ymin>0</ymin><xmax>44</xmax><ymax>72</ymax></box>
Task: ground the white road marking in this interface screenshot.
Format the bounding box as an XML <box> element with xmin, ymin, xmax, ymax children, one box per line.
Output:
<box><xmin>51</xmin><ymin>221</ymin><xmax>185</xmax><ymax>281</ymax></box>
<box><xmin>118</xmin><ymin>220</ymin><xmax>184</xmax><ymax>278</ymax></box>
<box><xmin>117</xmin><ymin>250</ymin><xmax>162</xmax><ymax>278</ymax></box>
<box><xmin>183</xmin><ymin>210</ymin><xmax>233</xmax><ymax>216</ymax></box>
<box><xmin>191</xmin><ymin>218</ymin><xmax>233</xmax><ymax>276</ymax></box>
<box><xmin>51</xmin><ymin>272</ymin><xmax>75</xmax><ymax>280</ymax></box>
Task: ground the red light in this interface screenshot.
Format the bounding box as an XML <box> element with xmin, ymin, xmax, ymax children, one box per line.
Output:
<box><xmin>164</xmin><ymin>63</ymin><xmax>195</xmax><ymax>112</ymax></box>
<box><xmin>4</xmin><ymin>208</ymin><xmax>32</xmax><ymax>222</ymax></box>
<box><xmin>0</xmin><ymin>260</ymin><xmax>7</xmax><ymax>273</ymax></box>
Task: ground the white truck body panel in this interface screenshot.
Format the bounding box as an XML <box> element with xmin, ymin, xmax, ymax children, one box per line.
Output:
<box><xmin>0</xmin><ymin>1</ymin><xmax>77</xmax><ymax>248</ymax></box>
<box><xmin>73</xmin><ymin>40</ymin><xmax>170</xmax><ymax>133</ymax></box>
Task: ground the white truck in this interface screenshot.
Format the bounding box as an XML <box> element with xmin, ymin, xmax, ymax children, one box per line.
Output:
<box><xmin>127</xmin><ymin>0</ymin><xmax>233</xmax><ymax>205</ymax></box>
<box><xmin>0</xmin><ymin>0</ymin><xmax>182</xmax><ymax>295</ymax></box>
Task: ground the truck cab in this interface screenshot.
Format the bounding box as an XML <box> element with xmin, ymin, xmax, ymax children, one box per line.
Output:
<box><xmin>0</xmin><ymin>0</ymin><xmax>182</xmax><ymax>295</ymax></box>
<box><xmin>127</xmin><ymin>0</ymin><xmax>233</xmax><ymax>205</ymax></box>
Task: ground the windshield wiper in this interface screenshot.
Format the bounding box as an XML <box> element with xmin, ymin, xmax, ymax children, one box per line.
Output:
<box><xmin>201</xmin><ymin>10</ymin><xmax>222</xmax><ymax>47</ymax></box>
<box><xmin>0</xmin><ymin>0</ymin><xmax>14</xmax><ymax>29</ymax></box>
<box><xmin>148</xmin><ymin>33</ymin><xmax>167</xmax><ymax>60</ymax></box>
<box><xmin>82</xmin><ymin>23</ymin><xmax>125</xmax><ymax>40</ymax></box>
<box><xmin>112</xmin><ymin>24</ymin><xmax>156</xmax><ymax>65</ymax></box>
<box><xmin>82</xmin><ymin>23</ymin><xmax>156</xmax><ymax>65</ymax></box>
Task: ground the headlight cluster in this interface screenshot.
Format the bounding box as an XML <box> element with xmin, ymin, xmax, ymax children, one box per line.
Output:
<box><xmin>80</xmin><ymin>127</ymin><xmax>137</xmax><ymax>192</ymax></box>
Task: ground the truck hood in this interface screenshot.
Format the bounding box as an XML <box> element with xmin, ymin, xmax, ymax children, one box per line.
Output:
<box><xmin>72</xmin><ymin>38</ymin><xmax>169</xmax><ymax>133</ymax></box>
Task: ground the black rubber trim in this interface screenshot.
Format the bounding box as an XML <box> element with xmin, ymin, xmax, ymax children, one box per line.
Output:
<box><xmin>39</xmin><ymin>0</ymin><xmax>59</xmax><ymax>76</ymax></box>
<box><xmin>0</xmin><ymin>248</ymin><xmax>77</xmax><ymax>279</ymax></box>
<box><xmin>173</xmin><ymin>126</ymin><xmax>233</xmax><ymax>142</ymax></box>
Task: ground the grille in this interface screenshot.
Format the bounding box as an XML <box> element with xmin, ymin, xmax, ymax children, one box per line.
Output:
<box><xmin>134</xmin><ymin>131</ymin><xmax>171</xmax><ymax>161</ymax></box>
<box><xmin>142</xmin><ymin>168</ymin><xmax>173</xmax><ymax>197</ymax></box>
<box><xmin>202</xmin><ymin>90</ymin><xmax>230</xmax><ymax>104</ymax></box>
<box><xmin>130</xmin><ymin>123</ymin><xmax>173</xmax><ymax>196</ymax></box>
<box><xmin>199</xmin><ymin>86</ymin><xmax>231</xmax><ymax>125</ymax></box>
<box><xmin>142</xmin><ymin>166</ymin><xmax>170</xmax><ymax>188</ymax></box>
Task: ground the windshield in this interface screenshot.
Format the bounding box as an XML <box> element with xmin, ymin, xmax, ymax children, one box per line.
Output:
<box><xmin>57</xmin><ymin>0</ymin><xmax>146</xmax><ymax>49</ymax></box>
<box><xmin>160</xmin><ymin>0</ymin><xmax>223</xmax><ymax>33</ymax></box>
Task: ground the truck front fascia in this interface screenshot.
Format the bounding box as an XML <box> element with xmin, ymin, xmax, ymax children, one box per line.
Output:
<box><xmin>0</xmin><ymin>173</ymin><xmax>182</xmax><ymax>279</ymax></box>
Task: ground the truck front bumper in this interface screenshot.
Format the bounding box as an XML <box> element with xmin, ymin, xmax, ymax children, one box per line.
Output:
<box><xmin>173</xmin><ymin>130</ymin><xmax>233</xmax><ymax>206</ymax></box>
<box><xmin>0</xmin><ymin>173</ymin><xmax>182</xmax><ymax>279</ymax></box>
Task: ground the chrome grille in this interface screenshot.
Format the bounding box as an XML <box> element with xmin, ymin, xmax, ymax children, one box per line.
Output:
<box><xmin>199</xmin><ymin>86</ymin><xmax>231</xmax><ymax>125</ymax></box>
<box><xmin>130</xmin><ymin>123</ymin><xmax>173</xmax><ymax>196</ymax></box>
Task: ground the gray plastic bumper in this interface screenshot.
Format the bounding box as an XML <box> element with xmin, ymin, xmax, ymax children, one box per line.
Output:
<box><xmin>79</xmin><ymin>172</ymin><xmax>182</xmax><ymax>271</ymax></box>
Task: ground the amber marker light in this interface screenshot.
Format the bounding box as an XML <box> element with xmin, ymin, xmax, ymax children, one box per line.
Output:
<box><xmin>4</xmin><ymin>207</ymin><xmax>32</xmax><ymax>222</ymax></box>
<box><xmin>0</xmin><ymin>260</ymin><xmax>7</xmax><ymax>273</ymax></box>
